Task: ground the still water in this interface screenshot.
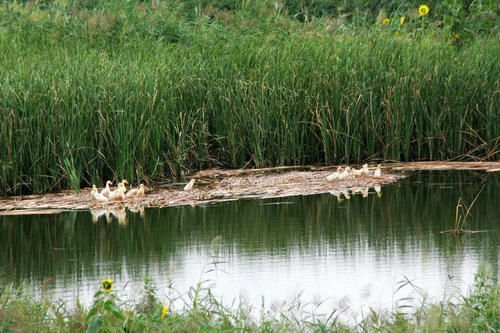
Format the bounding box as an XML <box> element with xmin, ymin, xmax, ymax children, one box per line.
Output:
<box><xmin>1</xmin><ymin>171</ymin><xmax>500</xmax><ymax>317</ymax></box>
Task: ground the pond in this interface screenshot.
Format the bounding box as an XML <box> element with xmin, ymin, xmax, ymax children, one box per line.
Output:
<box><xmin>1</xmin><ymin>171</ymin><xmax>499</xmax><ymax>318</ymax></box>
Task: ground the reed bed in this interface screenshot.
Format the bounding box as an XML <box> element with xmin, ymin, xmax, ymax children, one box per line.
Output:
<box><xmin>0</xmin><ymin>1</ymin><xmax>499</xmax><ymax>194</ymax></box>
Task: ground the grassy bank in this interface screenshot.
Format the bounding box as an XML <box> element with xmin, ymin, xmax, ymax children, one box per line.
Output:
<box><xmin>1</xmin><ymin>268</ymin><xmax>500</xmax><ymax>332</ymax></box>
<box><xmin>0</xmin><ymin>0</ymin><xmax>499</xmax><ymax>194</ymax></box>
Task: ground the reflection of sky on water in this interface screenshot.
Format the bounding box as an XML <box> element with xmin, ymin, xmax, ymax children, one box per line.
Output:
<box><xmin>37</xmin><ymin>240</ymin><xmax>481</xmax><ymax>320</ymax></box>
<box><xmin>2</xmin><ymin>171</ymin><xmax>500</xmax><ymax>318</ymax></box>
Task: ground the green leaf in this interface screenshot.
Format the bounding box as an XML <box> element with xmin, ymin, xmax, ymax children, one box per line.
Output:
<box><xmin>86</xmin><ymin>316</ymin><xmax>103</xmax><ymax>333</ymax></box>
<box><xmin>87</xmin><ymin>303</ymin><xmax>100</xmax><ymax>320</ymax></box>
<box><xmin>104</xmin><ymin>300</ymin><xmax>125</xmax><ymax>320</ymax></box>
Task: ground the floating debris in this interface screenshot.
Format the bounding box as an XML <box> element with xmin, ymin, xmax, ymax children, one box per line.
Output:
<box><xmin>390</xmin><ymin>161</ymin><xmax>500</xmax><ymax>171</ymax></box>
<box><xmin>0</xmin><ymin>209</ymin><xmax>65</xmax><ymax>216</ymax></box>
<box><xmin>0</xmin><ymin>165</ymin><xmax>406</xmax><ymax>213</ymax></box>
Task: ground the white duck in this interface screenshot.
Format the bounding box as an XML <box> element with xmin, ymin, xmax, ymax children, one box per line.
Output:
<box><xmin>109</xmin><ymin>186</ymin><xmax>126</xmax><ymax>201</ymax></box>
<box><xmin>126</xmin><ymin>184</ymin><xmax>146</xmax><ymax>198</ymax></box>
<box><xmin>326</xmin><ymin>167</ymin><xmax>344</xmax><ymax>182</ymax></box>
<box><xmin>353</xmin><ymin>168</ymin><xmax>363</xmax><ymax>176</ymax></box>
<box><xmin>339</xmin><ymin>167</ymin><xmax>352</xmax><ymax>180</ymax></box>
<box><xmin>361</xmin><ymin>164</ymin><xmax>370</xmax><ymax>175</ymax></box>
<box><xmin>118</xmin><ymin>179</ymin><xmax>128</xmax><ymax>191</ymax></box>
<box><xmin>374</xmin><ymin>165</ymin><xmax>382</xmax><ymax>177</ymax></box>
<box><xmin>184</xmin><ymin>179</ymin><xmax>195</xmax><ymax>191</ymax></box>
<box><xmin>91</xmin><ymin>185</ymin><xmax>109</xmax><ymax>203</ymax></box>
<box><xmin>101</xmin><ymin>180</ymin><xmax>113</xmax><ymax>197</ymax></box>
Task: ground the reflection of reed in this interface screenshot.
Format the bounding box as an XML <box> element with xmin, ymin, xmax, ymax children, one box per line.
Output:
<box><xmin>0</xmin><ymin>171</ymin><xmax>498</xmax><ymax>284</ymax></box>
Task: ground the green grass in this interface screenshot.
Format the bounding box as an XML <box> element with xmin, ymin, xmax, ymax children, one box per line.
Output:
<box><xmin>1</xmin><ymin>267</ymin><xmax>500</xmax><ymax>332</ymax></box>
<box><xmin>0</xmin><ymin>0</ymin><xmax>499</xmax><ymax>194</ymax></box>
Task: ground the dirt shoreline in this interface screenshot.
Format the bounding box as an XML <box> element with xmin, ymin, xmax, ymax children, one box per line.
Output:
<box><xmin>1</xmin><ymin>162</ymin><xmax>499</xmax><ymax>215</ymax></box>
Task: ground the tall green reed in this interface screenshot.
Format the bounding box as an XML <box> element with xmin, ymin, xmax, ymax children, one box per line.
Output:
<box><xmin>0</xmin><ymin>2</ymin><xmax>499</xmax><ymax>194</ymax></box>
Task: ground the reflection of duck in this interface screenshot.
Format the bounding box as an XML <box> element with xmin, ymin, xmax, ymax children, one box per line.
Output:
<box><xmin>101</xmin><ymin>180</ymin><xmax>113</xmax><ymax>197</ymax></box>
<box><xmin>353</xmin><ymin>187</ymin><xmax>369</xmax><ymax>197</ymax></box>
<box><xmin>91</xmin><ymin>185</ymin><xmax>108</xmax><ymax>203</ymax></box>
<box><xmin>374</xmin><ymin>185</ymin><xmax>382</xmax><ymax>198</ymax></box>
<box><xmin>90</xmin><ymin>209</ymin><xmax>107</xmax><ymax>223</ymax></box>
<box><xmin>105</xmin><ymin>211</ymin><xmax>113</xmax><ymax>223</ymax></box>
<box><xmin>129</xmin><ymin>206</ymin><xmax>146</xmax><ymax>218</ymax></box>
<box><xmin>110</xmin><ymin>206</ymin><xmax>127</xmax><ymax>225</ymax></box>
<box><xmin>184</xmin><ymin>179</ymin><xmax>195</xmax><ymax>191</ymax></box>
<box><xmin>329</xmin><ymin>190</ymin><xmax>344</xmax><ymax>202</ymax></box>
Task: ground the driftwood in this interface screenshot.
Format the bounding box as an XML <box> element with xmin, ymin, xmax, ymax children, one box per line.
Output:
<box><xmin>389</xmin><ymin>161</ymin><xmax>500</xmax><ymax>171</ymax></box>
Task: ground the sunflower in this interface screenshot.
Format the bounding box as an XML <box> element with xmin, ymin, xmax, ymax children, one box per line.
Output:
<box><xmin>400</xmin><ymin>16</ymin><xmax>406</xmax><ymax>25</ymax></box>
<box><xmin>161</xmin><ymin>305</ymin><xmax>169</xmax><ymax>319</ymax></box>
<box><xmin>418</xmin><ymin>5</ymin><xmax>429</xmax><ymax>16</ymax></box>
<box><xmin>382</xmin><ymin>18</ymin><xmax>390</xmax><ymax>26</ymax></box>
<box><xmin>102</xmin><ymin>278</ymin><xmax>114</xmax><ymax>293</ymax></box>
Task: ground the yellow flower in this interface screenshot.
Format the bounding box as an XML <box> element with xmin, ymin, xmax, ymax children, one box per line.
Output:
<box><xmin>382</xmin><ymin>18</ymin><xmax>390</xmax><ymax>26</ymax></box>
<box><xmin>161</xmin><ymin>305</ymin><xmax>169</xmax><ymax>319</ymax></box>
<box><xmin>418</xmin><ymin>5</ymin><xmax>429</xmax><ymax>16</ymax></box>
<box><xmin>101</xmin><ymin>278</ymin><xmax>114</xmax><ymax>293</ymax></box>
<box><xmin>400</xmin><ymin>16</ymin><xmax>405</xmax><ymax>25</ymax></box>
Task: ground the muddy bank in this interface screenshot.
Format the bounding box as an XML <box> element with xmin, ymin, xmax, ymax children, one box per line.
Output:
<box><xmin>1</xmin><ymin>161</ymin><xmax>498</xmax><ymax>215</ymax></box>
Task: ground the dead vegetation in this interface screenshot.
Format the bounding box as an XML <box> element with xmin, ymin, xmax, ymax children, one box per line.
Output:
<box><xmin>0</xmin><ymin>165</ymin><xmax>402</xmax><ymax>215</ymax></box>
<box><xmin>1</xmin><ymin>161</ymin><xmax>499</xmax><ymax>216</ymax></box>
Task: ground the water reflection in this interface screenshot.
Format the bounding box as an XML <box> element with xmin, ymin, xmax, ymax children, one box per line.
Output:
<box><xmin>0</xmin><ymin>171</ymin><xmax>499</xmax><ymax>313</ymax></box>
<box><xmin>90</xmin><ymin>206</ymin><xmax>145</xmax><ymax>225</ymax></box>
<box><xmin>329</xmin><ymin>184</ymin><xmax>382</xmax><ymax>201</ymax></box>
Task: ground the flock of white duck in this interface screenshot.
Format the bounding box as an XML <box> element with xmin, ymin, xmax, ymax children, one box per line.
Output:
<box><xmin>326</xmin><ymin>163</ymin><xmax>381</xmax><ymax>181</ymax></box>
<box><xmin>90</xmin><ymin>178</ymin><xmax>196</xmax><ymax>204</ymax></box>
<box><xmin>90</xmin><ymin>180</ymin><xmax>147</xmax><ymax>203</ymax></box>
<box><xmin>326</xmin><ymin>164</ymin><xmax>383</xmax><ymax>201</ymax></box>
